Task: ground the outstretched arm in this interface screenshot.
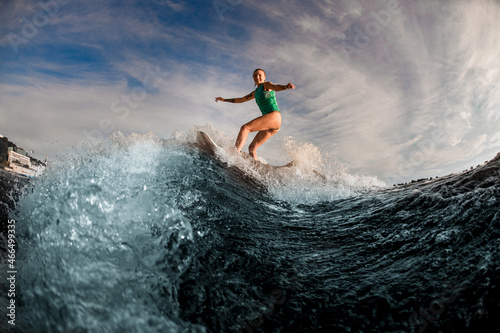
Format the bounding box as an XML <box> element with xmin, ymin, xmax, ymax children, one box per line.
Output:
<box><xmin>264</xmin><ymin>82</ymin><xmax>295</xmax><ymax>92</ymax></box>
<box><xmin>215</xmin><ymin>91</ymin><xmax>255</xmax><ymax>104</ymax></box>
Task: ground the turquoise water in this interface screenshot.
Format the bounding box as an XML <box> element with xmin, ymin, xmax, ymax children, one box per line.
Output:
<box><xmin>2</xmin><ymin>127</ymin><xmax>499</xmax><ymax>332</ymax></box>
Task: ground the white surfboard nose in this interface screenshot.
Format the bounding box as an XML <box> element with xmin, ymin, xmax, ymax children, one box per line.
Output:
<box><xmin>196</xmin><ymin>131</ymin><xmax>219</xmax><ymax>156</ymax></box>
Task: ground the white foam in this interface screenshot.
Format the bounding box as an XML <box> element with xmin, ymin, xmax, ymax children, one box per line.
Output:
<box><xmin>173</xmin><ymin>124</ymin><xmax>388</xmax><ymax>204</ymax></box>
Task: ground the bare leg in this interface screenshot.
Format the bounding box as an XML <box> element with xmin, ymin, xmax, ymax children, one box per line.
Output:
<box><xmin>235</xmin><ymin>127</ymin><xmax>251</xmax><ymax>152</ymax></box>
<box><xmin>249</xmin><ymin>129</ymin><xmax>279</xmax><ymax>159</ymax></box>
<box><xmin>235</xmin><ymin>111</ymin><xmax>282</xmax><ymax>153</ymax></box>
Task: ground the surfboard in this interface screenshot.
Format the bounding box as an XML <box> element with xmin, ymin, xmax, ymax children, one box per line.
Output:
<box><xmin>196</xmin><ymin>131</ymin><xmax>291</xmax><ymax>168</ymax></box>
<box><xmin>195</xmin><ymin>131</ymin><xmax>269</xmax><ymax>189</ymax></box>
<box><xmin>195</xmin><ymin>131</ymin><xmax>326</xmax><ymax>182</ymax></box>
<box><xmin>196</xmin><ymin>131</ymin><xmax>220</xmax><ymax>156</ymax></box>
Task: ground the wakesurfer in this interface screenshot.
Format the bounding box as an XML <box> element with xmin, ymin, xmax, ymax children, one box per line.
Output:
<box><xmin>215</xmin><ymin>69</ymin><xmax>295</xmax><ymax>160</ymax></box>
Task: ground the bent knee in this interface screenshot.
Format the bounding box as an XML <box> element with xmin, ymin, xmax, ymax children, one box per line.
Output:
<box><xmin>240</xmin><ymin>124</ymin><xmax>252</xmax><ymax>133</ymax></box>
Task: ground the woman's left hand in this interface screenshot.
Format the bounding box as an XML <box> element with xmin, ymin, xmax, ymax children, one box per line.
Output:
<box><xmin>286</xmin><ymin>83</ymin><xmax>295</xmax><ymax>90</ymax></box>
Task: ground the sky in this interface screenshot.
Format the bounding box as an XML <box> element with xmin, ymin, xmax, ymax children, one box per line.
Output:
<box><xmin>1</xmin><ymin>0</ymin><xmax>500</xmax><ymax>184</ymax></box>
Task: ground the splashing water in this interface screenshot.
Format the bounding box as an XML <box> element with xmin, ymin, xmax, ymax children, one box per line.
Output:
<box><xmin>1</xmin><ymin>126</ymin><xmax>498</xmax><ymax>333</ymax></box>
<box><xmin>11</xmin><ymin>132</ymin><xmax>201</xmax><ymax>332</ymax></box>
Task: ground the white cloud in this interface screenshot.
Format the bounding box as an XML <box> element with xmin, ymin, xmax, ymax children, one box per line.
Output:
<box><xmin>244</xmin><ymin>0</ymin><xmax>500</xmax><ymax>182</ymax></box>
<box><xmin>296</xmin><ymin>16</ymin><xmax>324</xmax><ymax>34</ymax></box>
<box><xmin>2</xmin><ymin>0</ymin><xmax>500</xmax><ymax>184</ymax></box>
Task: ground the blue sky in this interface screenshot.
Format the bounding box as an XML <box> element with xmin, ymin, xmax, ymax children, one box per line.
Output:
<box><xmin>1</xmin><ymin>0</ymin><xmax>500</xmax><ymax>183</ymax></box>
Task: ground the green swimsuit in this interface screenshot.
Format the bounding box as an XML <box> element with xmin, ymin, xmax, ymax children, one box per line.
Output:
<box><xmin>255</xmin><ymin>84</ymin><xmax>280</xmax><ymax>115</ymax></box>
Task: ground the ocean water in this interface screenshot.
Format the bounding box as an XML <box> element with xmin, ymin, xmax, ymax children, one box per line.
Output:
<box><xmin>1</xmin><ymin>125</ymin><xmax>499</xmax><ymax>333</ymax></box>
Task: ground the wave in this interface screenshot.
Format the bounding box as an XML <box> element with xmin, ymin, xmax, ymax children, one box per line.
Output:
<box><xmin>179</xmin><ymin>124</ymin><xmax>387</xmax><ymax>203</ymax></box>
<box><xmin>6</xmin><ymin>125</ymin><xmax>376</xmax><ymax>332</ymax></box>
<box><xmin>9</xmin><ymin>132</ymin><xmax>199</xmax><ymax>332</ymax></box>
<box><xmin>1</xmin><ymin>125</ymin><xmax>499</xmax><ymax>332</ymax></box>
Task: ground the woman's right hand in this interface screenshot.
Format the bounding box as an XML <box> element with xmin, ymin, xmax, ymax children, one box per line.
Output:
<box><xmin>215</xmin><ymin>97</ymin><xmax>224</xmax><ymax>102</ymax></box>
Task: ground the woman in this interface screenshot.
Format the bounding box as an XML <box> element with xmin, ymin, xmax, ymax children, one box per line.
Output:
<box><xmin>215</xmin><ymin>68</ymin><xmax>295</xmax><ymax>160</ymax></box>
